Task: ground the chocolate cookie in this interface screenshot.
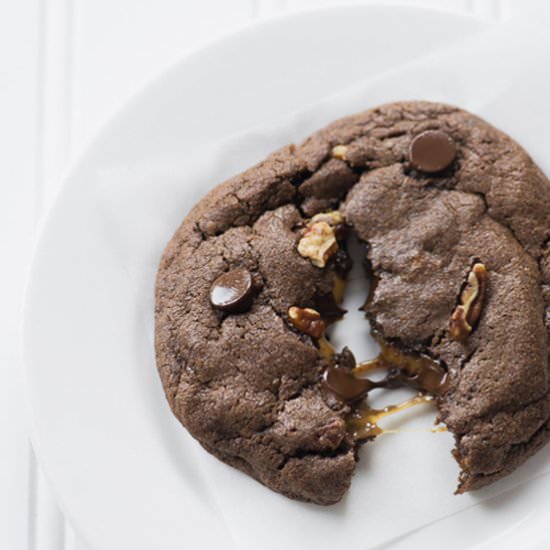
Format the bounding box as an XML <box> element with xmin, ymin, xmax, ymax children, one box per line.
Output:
<box><xmin>155</xmin><ymin>101</ymin><xmax>550</xmax><ymax>505</ymax></box>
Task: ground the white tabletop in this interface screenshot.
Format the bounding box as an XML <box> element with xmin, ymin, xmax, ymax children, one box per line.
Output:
<box><xmin>1</xmin><ymin>1</ymin><xmax>544</xmax><ymax>549</ymax></box>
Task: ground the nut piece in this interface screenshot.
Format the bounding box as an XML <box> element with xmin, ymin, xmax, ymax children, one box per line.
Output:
<box><xmin>288</xmin><ymin>306</ymin><xmax>325</xmax><ymax>339</ymax></box>
<box><xmin>331</xmin><ymin>145</ymin><xmax>348</xmax><ymax>160</ymax></box>
<box><xmin>311</xmin><ymin>210</ymin><xmax>347</xmax><ymax>241</ymax></box>
<box><xmin>450</xmin><ymin>263</ymin><xmax>489</xmax><ymax>341</ymax></box>
<box><xmin>311</xmin><ymin>211</ymin><xmax>344</xmax><ymax>226</ymax></box>
<box><xmin>297</xmin><ymin>221</ymin><xmax>338</xmax><ymax>268</ymax></box>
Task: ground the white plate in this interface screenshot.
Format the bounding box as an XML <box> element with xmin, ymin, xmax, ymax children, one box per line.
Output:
<box><xmin>24</xmin><ymin>6</ymin><xmax>550</xmax><ymax>550</ymax></box>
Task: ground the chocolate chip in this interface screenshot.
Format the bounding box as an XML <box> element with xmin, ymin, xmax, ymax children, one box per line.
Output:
<box><xmin>409</xmin><ymin>130</ymin><xmax>457</xmax><ymax>173</ymax></box>
<box><xmin>323</xmin><ymin>366</ymin><xmax>373</xmax><ymax>403</ymax></box>
<box><xmin>333</xmin><ymin>247</ymin><xmax>352</xmax><ymax>275</ymax></box>
<box><xmin>336</xmin><ymin>346</ymin><xmax>356</xmax><ymax>370</ymax></box>
<box><xmin>209</xmin><ymin>268</ymin><xmax>253</xmax><ymax>312</ymax></box>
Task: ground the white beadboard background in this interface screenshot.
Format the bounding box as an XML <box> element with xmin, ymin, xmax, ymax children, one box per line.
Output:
<box><xmin>1</xmin><ymin>1</ymin><xmax>546</xmax><ymax>549</ymax></box>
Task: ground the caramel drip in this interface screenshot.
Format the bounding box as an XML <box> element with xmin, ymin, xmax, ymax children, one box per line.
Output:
<box><xmin>332</xmin><ymin>274</ymin><xmax>346</xmax><ymax>305</ymax></box>
<box><xmin>318</xmin><ymin>336</ymin><xmax>336</xmax><ymax>360</ymax></box>
<box><xmin>323</xmin><ymin>343</ymin><xmax>447</xmax><ymax>405</ymax></box>
<box><xmin>321</xmin><ymin>338</ymin><xmax>449</xmax><ymax>440</ymax></box>
<box><xmin>381</xmin><ymin>426</ymin><xmax>448</xmax><ymax>434</ymax></box>
<box><xmin>347</xmin><ymin>394</ymin><xmax>435</xmax><ymax>440</ymax></box>
<box><xmin>353</xmin><ymin>342</ymin><xmax>449</xmax><ymax>395</ymax></box>
<box><xmin>431</xmin><ymin>426</ymin><xmax>448</xmax><ymax>433</ymax></box>
<box><xmin>314</xmin><ymin>253</ymin><xmax>449</xmax><ymax>441</ymax></box>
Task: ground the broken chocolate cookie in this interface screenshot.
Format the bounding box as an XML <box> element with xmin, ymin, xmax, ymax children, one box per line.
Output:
<box><xmin>155</xmin><ymin>101</ymin><xmax>550</xmax><ymax>504</ymax></box>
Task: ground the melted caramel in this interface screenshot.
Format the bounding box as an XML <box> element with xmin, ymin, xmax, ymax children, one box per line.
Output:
<box><xmin>353</xmin><ymin>341</ymin><xmax>449</xmax><ymax>395</ymax></box>
<box><xmin>316</xmin><ymin>268</ymin><xmax>449</xmax><ymax>441</ymax></box>
<box><xmin>321</xmin><ymin>338</ymin><xmax>449</xmax><ymax>440</ymax></box>
<box><xmin>332</xmin><ymin>275</ymin><xmax>346</xmax><ymax>305</ymax></box>
<box><xmin>323</xmin><ymin>342</ymin><xmax>447</xmax><ymax>405</ymax></box>
<box><xmin>381</xmin><ymin>426</ymin><xmax>448</xmax><ymax>435</ymax></box>
<box><xmin>347</xmin><ymin>394</ymin><xmax>434</xmax><ymax>440</ymax></box>
<box><xmin>318</xmin><ymin>336</ymin><xmax>336</xmax><ymax>360</ymax></box>
<box><xmin>431</xmin><ymin>425</ymin><xmax>448</xmax><ymax>433</ymax></box>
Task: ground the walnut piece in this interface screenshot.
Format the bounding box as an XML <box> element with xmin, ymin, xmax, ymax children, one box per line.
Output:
<box><xmin>331</xmin><ymin>145</ymin><xmax>348</xmax><ymax>160</ymax></box>
<box><xmin>288</xmin><ymin>306</ymin><xmax>325</xmax><ymax>339</ymax></box>
<box><xmin>297</xmin><ymin>221</ymin><xmax>338</xmax><ymax>268</ymax></box>
<box><xmin>311</xmin><ymin>211</ymin><xmax>344</xmax><ymax>226</ymax></box>
<box><xmin>450</xmin><ymin>263</ymin><xmax>489</xmax><ymax>341</ymax></box>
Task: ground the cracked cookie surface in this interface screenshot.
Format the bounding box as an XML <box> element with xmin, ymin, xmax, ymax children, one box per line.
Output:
<box><xmin>155</xmin><ymin>101</ymin><xmax>550</xmax><ymax>504</ymax></box>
